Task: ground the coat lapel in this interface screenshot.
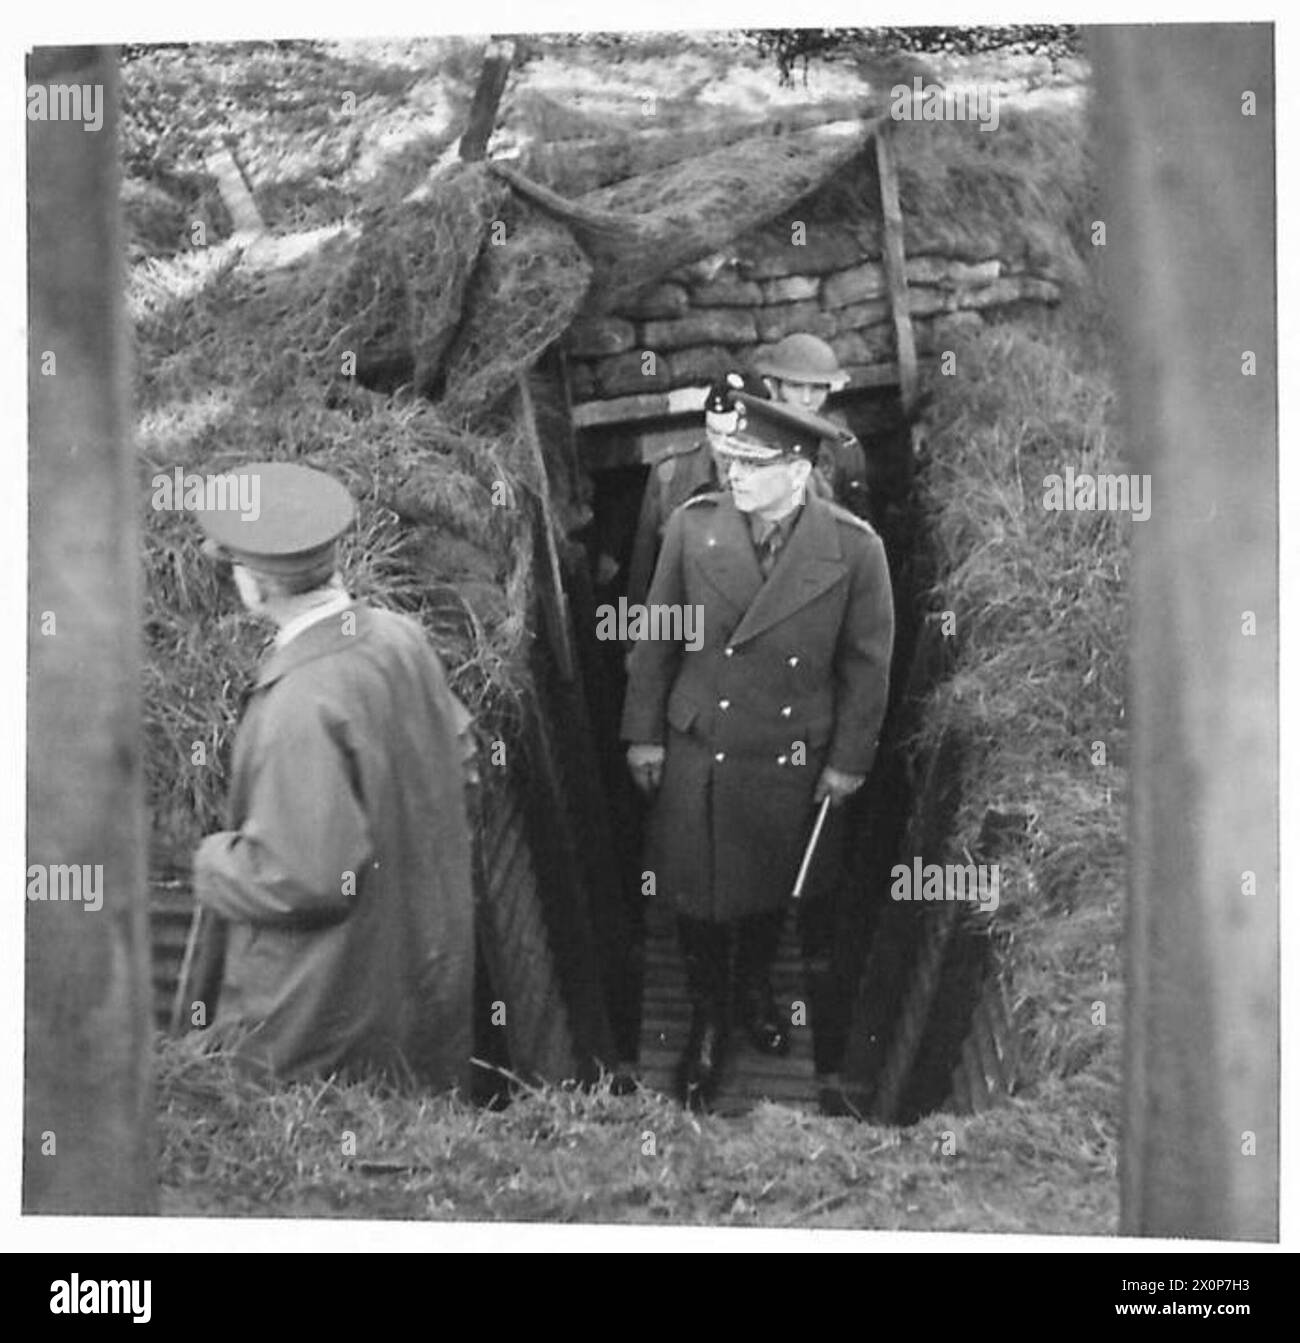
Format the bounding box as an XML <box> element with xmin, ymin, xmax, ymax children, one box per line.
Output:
<box><xmin>694</xmin><ymin>494</ymin><xmax>764</xmax><ymax>617</ymax></box>
<box><xmin>729</xmin><ymin>497</ymin><xmax>846</xmax><ymax>647</ymax></box>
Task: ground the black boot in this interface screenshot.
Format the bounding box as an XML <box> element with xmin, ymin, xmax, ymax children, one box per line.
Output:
<box><xmin>736</xmin><ymin>910</ymin><xmax>790</xmax><ymax>1057</ymax></box>
<box><xmin>675</xmin><ymin>917</ymin><xmax>730</xmax><ymax>1109</ymax></box>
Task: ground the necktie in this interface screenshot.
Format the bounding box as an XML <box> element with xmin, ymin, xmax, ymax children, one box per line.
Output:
<box><xmin>757</xmin><ymin>523</ymin><xmax>783</xmax><ymax>578</ymax></box>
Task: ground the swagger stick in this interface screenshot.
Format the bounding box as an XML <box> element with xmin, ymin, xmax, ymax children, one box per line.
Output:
<box><xmin>791</xmin><ymin>796</ymin><xmax>833</xmax><ymax>901</ymax></box>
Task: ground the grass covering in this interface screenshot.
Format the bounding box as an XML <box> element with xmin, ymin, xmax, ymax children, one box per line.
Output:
<box><xmin>157</xmin><ymin>1035</ymin><xmax>1115</xmax><ymax>1230</ymax></box>
<box><xmin>912</xmin><ymin>279</ymin><xmax>1126</xmax><ymax>1110</ymax></box>
<box><xmin>135</xmin><ymin>237</ymin><xmax>540</xmax><ymax>860</ymax></box>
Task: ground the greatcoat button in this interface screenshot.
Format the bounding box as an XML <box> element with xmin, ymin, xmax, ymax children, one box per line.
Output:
<box><xmin>788</xmin><ymin>655</ymin><xmax>800</xmax><ymax>667</ymax></box>
<box><xmin>719</xmin><ymin>699</ymin><xmax>730</xmax><ymax>710</ymax></box>
<box><xmin>724</xmin><ymin>647</ymin><xmax>735</xmax><ymax>658</ymax></box>
<box><xmin>714</xmin><ymin>751</ymin><xmax>726</xmax><ymax>763</ymax></box>
<box><xmin>780</xmin><ymin>705</ymin><xmax>792</xmax><ymax>717</ymax></box>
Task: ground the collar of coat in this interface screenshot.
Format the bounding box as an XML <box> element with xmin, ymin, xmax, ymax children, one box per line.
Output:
<box><xmin>254</xmin><ymin>600</ymin><xmax>365</xmax><ymax>690</ymax></box>
<box><xmin>693</xmin><ymin>492</ymin><xmax>850</xmax><ymax>648</ymax></box>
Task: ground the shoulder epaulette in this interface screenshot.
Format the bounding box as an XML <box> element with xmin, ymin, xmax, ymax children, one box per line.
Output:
<box><xmin>826</xmin><ymin>499</ymin><xmax>879</xmax><ymax>537</ymax></box>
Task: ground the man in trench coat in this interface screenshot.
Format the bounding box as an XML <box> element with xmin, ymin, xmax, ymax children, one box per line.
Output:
<box><xmin>191</xmin><ymin>462</ymin><xmax>476</xmax><ymax>1092</ymax></box>
<box><xmin>621</xmin><ymin>395</ymin><xmax>895</xmax><ymax>1106</ymax></box>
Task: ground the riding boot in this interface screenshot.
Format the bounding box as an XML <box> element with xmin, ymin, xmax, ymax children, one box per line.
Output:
<box><xmin>676</xmin><ymin>916</ymin><xmax>731</xmax><ymax>1108</ymax></box>
<box><xmin>735</xmin><ymin>909</ymin><xmax>790</xmax><ymax>1056</ymax></box>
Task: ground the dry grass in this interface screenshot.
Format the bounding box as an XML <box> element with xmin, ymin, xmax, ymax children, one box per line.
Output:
<box><xmin>912</xmin><ymin>283</ymin><xmax>1126</xmax><ymax>1091</ymax></box>
<box><xmin>133</xmin><ymin>237</ymin><xmax>541</xmax><ymax>862</ymax></box>
<box><xmin>156</xmin><ymin>1036</ymin><xmax>1115</xmax><ymax>1231</ymax></box>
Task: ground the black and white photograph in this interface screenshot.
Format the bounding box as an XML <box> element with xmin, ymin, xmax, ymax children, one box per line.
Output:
<box><xmin>11</xmin><ymin>2</ymin><xmax>1286</xmax><ymax>1272</ymax></box>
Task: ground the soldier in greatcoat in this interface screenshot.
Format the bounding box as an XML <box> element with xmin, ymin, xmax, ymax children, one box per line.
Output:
<box><xmin>621</xmin><ymin>395</ymin><xmax>895</xmax><ymax>1106</ymax></box>
<box><xmin>190</xmin><ymin>463</ymin><xmax>477</xmax><ymax>1092</ymax></box>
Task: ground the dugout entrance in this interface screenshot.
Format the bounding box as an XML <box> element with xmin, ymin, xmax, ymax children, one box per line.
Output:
<box><xmin>145</xmin><ymin>111</ymin><xmax>1027</xmax><ymax>1121</ymax></box>
<box><xmin>561</xmin><ymin>364</ymin><xmax>1018</xmax><ymax>1119</ymax></box>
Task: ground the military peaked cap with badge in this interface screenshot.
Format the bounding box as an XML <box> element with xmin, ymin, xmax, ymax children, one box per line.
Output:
<box><xmin>194</xmin><ymin>462</ymin><xmax>355</xmax><ymax>584</ymax></box>
<box><xmin>625</xmin><ymin>373</ymin><xmax>770</xmax><ymax>609</ymax></box>
<box><xmin>703</xmin><ymin>370</ymin><xmax>768</xmax><ymax>433</ymax></box>
<box><xmin>717</xmin><ymin>391</ymin><xmax>831</xmax><ymax>464</ymax></box>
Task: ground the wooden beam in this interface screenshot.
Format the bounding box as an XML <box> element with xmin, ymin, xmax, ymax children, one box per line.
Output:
<box><xmin>873</xmin><ymin>120</ymin><xmax>919</xmax><ymax>421</ymax></box>
<box><xmin>517</xmin><ymin>375</ymin><xmax>575</xmax><ymax>682</ymax></box>
<box><xmin>570</xmin><ymin>362</ymin><xmax>901</xmax><ymax>433</ymax></box>
<box><xmin>458</xmin><ymin>37</ymin><xmax>516</xmax><ymax>163</ymax></box>
<box><xmin>205</xmin><ymin>143</ymin><xmax>264</xmax><ymax>239</ymax></box>
<box><xmin>501</xmin><ymin>99</ymin><xmax>870</xmax><ymax>176</ymax></box>
<box><xmin>571</xmin><ymin>385</ymin><xmax>710</xmax><ymax>430</ymax></box>
<box><xmin>26</xmin><ymin>46</ymin><xmax>156</xmax><ymax>1214</ymax></box>
<box><xmin>1093</xmin><ymin>24</ymin><xmax>1276</xmax><ymax>1241</ymax></box>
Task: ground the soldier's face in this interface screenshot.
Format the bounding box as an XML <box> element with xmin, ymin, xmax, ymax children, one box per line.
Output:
<box><xmin>727</xmin><ymin>457</ymin><xmax>808</xmax><ymax>516</ymax></box>
<box><xmin>773</xmin><ymin>378</ymin><xmax>830</xmax><ymax>413</ymax></box>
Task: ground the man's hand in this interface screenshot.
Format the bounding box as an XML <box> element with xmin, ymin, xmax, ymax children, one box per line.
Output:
<box><xmin>814</xmin><ymin>766</ymin><xmax>865</xmax><ymax>807</ymax></box>
<box><xmin>626</xmin><ymin>743</ymin><xmax>666</xmax><ymax>795</ymax></box>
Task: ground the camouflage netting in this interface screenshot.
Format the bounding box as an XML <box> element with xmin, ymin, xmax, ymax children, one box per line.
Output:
<box><xmin>316</xmin><ymin>126</ymin><xmax>867</xmax><ymax>410</ymax></box>
<box><xmin>324</xmin><ymin>162</ymin><xmax>514</xmax><ymax>401</ymax></box>
<box><xmin>494</xmin><ymin>121</ymin><xmax>873</xmax><ymax>313</ymax></box>
<box><xmin>437</xmin><ymin>207</ymin><xmax>592</xmax><ymax>420</ymax></box>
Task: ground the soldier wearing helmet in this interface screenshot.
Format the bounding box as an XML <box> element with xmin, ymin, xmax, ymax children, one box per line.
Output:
<box><xmin>754</xmin><ymin>333</ymin><xmax>872</xmax><ymax>520</ymax></box>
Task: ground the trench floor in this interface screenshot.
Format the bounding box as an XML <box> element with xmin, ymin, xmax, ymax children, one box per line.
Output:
<box><xmin>635</xmin><ymin>894</ymin><xmax>817</xmax><ymax>1115</ymax></box>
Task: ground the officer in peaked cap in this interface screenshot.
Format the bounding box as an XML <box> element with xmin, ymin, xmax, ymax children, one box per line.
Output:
<box><xmin>189</xmin><ymin>461</ymin><xmax>479</xmax><ymax>1091</ymax></box>
<box><xmin>753</xmin><ymin>333</ymin><xmax>872</xmax><ymax>519</ymax></box>
<box><xmin>621</xmin><ymin>395</ymin><xmax>896</xmax><ymax>1109</ymax></box>
<box><xmin>624</xmin><ymin>371</ymin><xmax>769</xmax><ymax>610</ymax></box>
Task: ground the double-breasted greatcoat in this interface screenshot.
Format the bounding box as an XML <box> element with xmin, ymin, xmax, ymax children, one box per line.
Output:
<box><xmin>621</xmin><ymin>490</ymin><xmax>895</xmax><ymax>922</ymax></box>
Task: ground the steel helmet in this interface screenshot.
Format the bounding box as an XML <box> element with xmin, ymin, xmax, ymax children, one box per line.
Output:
<box><xmin>754</xmin><ymin>333</ymin><xmax>850</xmax><ymax>391</ymax></box>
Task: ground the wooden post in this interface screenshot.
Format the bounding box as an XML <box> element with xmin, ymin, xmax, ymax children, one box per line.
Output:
<box><xmin>517</xmin><ymin>374</ymin><xmax>576</xmax><ymax>683</ymax></box>
<box><xmin>1092</xmin><ymin>25</ymin><xmax>1277</xmax><ymax>1240</ymax></box>
<box><xmin>458</xmin><ymin>37</ymin><xmax>517</xmax><ymax>163</ymax></box>
<box><xmin>874</xmin><ymin>120</ymin><xmax>919</xmax><ymax>424</ymax></box>
<box><xmin>26</xmin><ymin>46</ymin><xmax>156</xmax><ymax>1212</ymax></box>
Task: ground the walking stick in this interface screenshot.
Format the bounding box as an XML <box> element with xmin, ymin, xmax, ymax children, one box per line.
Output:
<box><xmin>170</xmin><ymin>905</ymin><xmax>226</xmax><ymax>1036</ymax></box>
<box><xmin>791</xmin><ymin>796</ymin><xmax>833</xmax><ymax>901</ymax></box>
